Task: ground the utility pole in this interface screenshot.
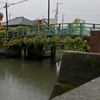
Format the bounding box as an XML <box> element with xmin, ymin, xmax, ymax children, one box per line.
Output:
<box><xmin>48</xmin><ymin>0</ymin><xmax>50</xmax><ymax>28</ymax></box>
<box><xmin>9</xmin><ymin>13</ymin><xmax>11</xmax><ymax>20</ymax></box>
<box><xmin>6</xmin><ymin>3</ymin><xmax>8</xmax><ymax>32</ymax></box>
<box><xmin>2</xmin><ymin>0</ymin><xmax>28</xmax><ymax>36</ymax></box>
<box><xmin>62</xmin><ymin>14</ymin><xmax>66</xmax><ymax>30</ymax></box>
<box><xmin>54</xmin><ymin>3</ymin><xmax>63</xmax><ymax>24</ymax></box>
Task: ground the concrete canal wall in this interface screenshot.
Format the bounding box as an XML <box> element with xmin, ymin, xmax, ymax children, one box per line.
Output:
<box><xmin>52</xmin><ymin>76</ymin><xmax>100</xmax><ymax>100</ymax></box>
<box><xmin>49</xmin><ymin>51</ymin><xmax>100</xmax><ymax>99</ymax></box>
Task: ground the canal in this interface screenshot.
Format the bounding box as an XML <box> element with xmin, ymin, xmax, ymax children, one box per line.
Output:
<box><xmin>0</xmin><ymin>54</ymin><xmax>62</xmax><ymax>100</ymax></box>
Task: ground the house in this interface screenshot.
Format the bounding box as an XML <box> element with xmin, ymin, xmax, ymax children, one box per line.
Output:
<box><xmin>44</xmin><ymin>18</ymin><xmax>56</xmax><ymax>25</ymax></box>
<box><xmin>1</xmin><ymin>16</ymin><xmax>33</xmax><ymax>30</ymax></box>
<box><xmin>32</xmin><ymin>18</ymin><xmax>57</xmax><ymax>25</ymax></box>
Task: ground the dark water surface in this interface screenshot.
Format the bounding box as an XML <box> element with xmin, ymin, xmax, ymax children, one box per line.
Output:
<box><xmin>0</xmin><ymin>54</ymin><xmax>62</xmax><ymax>100</ymax></box>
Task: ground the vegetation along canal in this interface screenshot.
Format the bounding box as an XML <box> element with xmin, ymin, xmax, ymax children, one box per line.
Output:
<box><xmin>0</xmin><ymin>54</ymin><xmax>63</xmax><ymax>100</ymax></box>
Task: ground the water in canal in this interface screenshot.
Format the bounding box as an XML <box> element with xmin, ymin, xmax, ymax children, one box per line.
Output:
<box><xmin>0</xmin><ymin>54</ymin><xmax>62</xmax><ymax>100</ymax></box>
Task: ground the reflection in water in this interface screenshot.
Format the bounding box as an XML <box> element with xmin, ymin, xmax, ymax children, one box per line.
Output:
<box><xmin>56</xmin><ymin>61</ymin><xmax>61</xmax><ymax>76</ymax></box>
<box><xmin>0</xmin><ymin>54</ymin><xmax>62</xmax><ymax>100</ymax></box>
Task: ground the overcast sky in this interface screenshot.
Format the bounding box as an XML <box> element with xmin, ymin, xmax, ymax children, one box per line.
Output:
<box><xmin>0</xmin><ymin>0</ymin><xmax>100</xmax><ymax>24</ymax></box>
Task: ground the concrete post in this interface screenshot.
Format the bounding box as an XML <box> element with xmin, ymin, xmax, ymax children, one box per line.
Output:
<box><xmin>21</xmin><ymin>46</ymin><xmax>29</xmax><ymax>59</ymax></box>
<box><xmin>37</xmin><ymin>45</ymin><xmax>43</xmax><ymax>57</ymax></box>
<box><xmin>51</xmin><ymin>46</ymin><xmax>56</xmax><ymax>56</ymax></box>
<box><xmin>25</xmin><ymin>46</ymin><xmax>28</xmax><ymax>58</ymax></box>
<box><xmin>21</xmin><ymin>48</ymin><xmax>25</xmax><ymax>59</ymax></box>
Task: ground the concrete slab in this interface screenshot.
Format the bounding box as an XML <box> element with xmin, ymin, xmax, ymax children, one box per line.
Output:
<box><xmin>52</xmin><ymin>77</ymin><xmax>100</xmax><ymax>100</ymax></box>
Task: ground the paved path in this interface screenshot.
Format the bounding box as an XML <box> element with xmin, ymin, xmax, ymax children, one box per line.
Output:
<box><xmin>52</xmin><ymin>77</ymin><xmax>100</xmax><ymax>100</ymax></box>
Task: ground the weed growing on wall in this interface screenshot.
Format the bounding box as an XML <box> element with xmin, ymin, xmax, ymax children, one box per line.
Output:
<box><xmin>1</xmin><ymin>36</ymin><xmax>89</xmax><ymax>52</ymax></box>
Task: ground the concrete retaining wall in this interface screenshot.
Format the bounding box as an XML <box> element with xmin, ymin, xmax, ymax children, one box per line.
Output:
<box><xmin>49</xmin><ymin>51</ymin><xmax>100</xmax><ymax>99</ymax></box>
<box><xmin>0</xmin><ymin>47</ymin><xmax>16</xmax><ymax>53</ymax></box>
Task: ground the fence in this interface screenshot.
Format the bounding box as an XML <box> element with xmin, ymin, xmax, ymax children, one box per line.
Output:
<box><xmin>5</xmin><ymin>23</ymin><xmax>100</xmax><ymax>38</ymax></box>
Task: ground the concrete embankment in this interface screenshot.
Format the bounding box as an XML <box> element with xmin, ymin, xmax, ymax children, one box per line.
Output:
<box><xmin>52</xmin><ymin>77</ymin><xmax>100</xmax><ymax>100</ymax></box>
<box><xmin>49</xmin><ymin>51</ymin><xmax>100</xmax><ymax>99</ymax></box>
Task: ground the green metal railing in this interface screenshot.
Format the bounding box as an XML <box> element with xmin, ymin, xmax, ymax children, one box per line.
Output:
<box><xmin>5</xmin><ymin>27</ymin><xmax>27</xmax><ymax>38</ymax></box>
<box><xmin>5</xmin><ymin>23</ymin><xmax>100</xmax><ymax>38</ymax></box>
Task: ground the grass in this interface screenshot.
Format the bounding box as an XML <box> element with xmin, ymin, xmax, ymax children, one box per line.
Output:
<box><xmin>60</xmin><ymin>83</ymin><xmax>77</xmax><ymax>94</ymax></box>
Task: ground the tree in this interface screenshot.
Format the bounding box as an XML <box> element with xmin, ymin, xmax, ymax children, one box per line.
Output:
<box><xmin>72</xmin><ymin>18</ymin><xmax>85</xmax><ymax>24</ymax></box>
<box><xmin>67</xmin><ymin>18</ymin><xmax>86</xmax><ymax>34</ymax></box>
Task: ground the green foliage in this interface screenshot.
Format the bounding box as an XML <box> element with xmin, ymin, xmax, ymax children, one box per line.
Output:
<box><xmin>1</xmin><ymin>36</ymin><xmax>89</xmax><ymax>52</ymax></box>
<box><xmin>65</xmin><ymin>37</ymin><xmax>89</xmax><ymax>51</ymax></box>
<box><xmin>6</xmin><ymin>26</ymin><xmax>28</xmax><ymax>37</ymax></box>
<box><xmin>60</xmin><ymin>84</ymin><xmax>77</xmax><ymax>94</ymax></box>
<box><xmin>0</xmin><ymin>30</ymin><xmax>6</xmax><ymax>37</ymax></box>
<box><xmin>33</xmin><ymin>21</ymin><xmax>38</xmax><ymax>25</ymax></box>
<box><xmin>67</xmin><ymin>18</ymin><xmax>86</xmax><ymax>34</ymax></box>
<box><xmin>16</xmin><ymin>26</ymin><xmax>28</xmax><ymax>34</ymax></box>
<box><xmin>72</xmin><ymin>17</ymin><xmax>85</xmax><ymax>24</ymax></box>
<box><xmin>17</xmin><ymin>26</ymin><xmax>27</xmax><ymax>29</ymax></box>
<box><xmin>1</xmin><ymin>38</ymin><xmax>8</xmax><ymax>47</ymax></box>
<box><xmin>8</xmin><ymin>38</ymin><xmax>22</xmax><ymax>47</ymax></box>
<box><xmin>1</xmin><ymin>26</ymin><xmax>12</xmax><ymax>31</ymax></box>
<box><xmin>0</xmin><ymin>27</ymin><xmax>11</xmax><ymax>38</ymax></box>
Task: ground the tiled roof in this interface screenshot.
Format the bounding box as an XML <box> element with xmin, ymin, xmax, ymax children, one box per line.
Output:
<box><xmin>1</xmin><ymin>16</ymin><xmax>33</xmax><ymax>26</ymax></box>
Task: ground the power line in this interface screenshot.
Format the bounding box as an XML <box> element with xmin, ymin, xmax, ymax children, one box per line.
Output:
<box><xmin>9</xmin><ymin>7</ymin><xmax>16</xmax><ymax>19</ymax></box>
<box><xmin>0</xmin><ymin>1</ymin><xmax>11</xmax><ymax>4</ymax></box>
<box><xmin>8</xmin><ymin>0</ymin><xmax>28</xmax><ymax>7</ymax></box>
<box><xmin>0</xmin><ymin>0</ymin><xmax>28</xmax><ymax>34</ymax></box>
<box><xmin>0</xmin><ymin>6</ymin><xmax>5</xmax><ymax>9</ymax></box>
<box><xmin>58</xmin><ymin>12</ymin><xmax>100</xmax><ymax>16</ymax></box>
<box><xmin>0</xmin><ymin>1</ymin><xmax>6</xmax><ymax>3</ymax></box>
<box><xmin>0</xmin><ymin>0</ymin><xmax>28</xmax><ymax>9</ymax></box>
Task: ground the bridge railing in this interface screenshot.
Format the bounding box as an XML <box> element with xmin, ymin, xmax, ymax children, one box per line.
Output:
<box><xmin>4</xmin><ymin>23</ymin><xmax>100</xmax><ymax>38</ymax></box>
<box><xmin>27</xmin><ymin>23</ymin><xmax>100</xmax><ymax>35</ymax></box>
<box><xmin>5</xmin><ymin>26</ymin><xmax>28</xmax><ymax>38</ymax></box>
<box><xmin>28</xmin><ymin>24</ymin><xmax>58</xmax><ymax>35</ymax></box>
<box><xmin>60</xmin><ymin>23</ymin><xmax>100</xmax><ymax>35</ymax></box>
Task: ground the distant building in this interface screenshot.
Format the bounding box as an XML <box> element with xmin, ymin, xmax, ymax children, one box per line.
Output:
<box><xmin>44</xmin><ymin>18</ymin><xmax>56</xmax><ymax>25</ymax></box>
<box><xmin>32</xmin><ymin>18</ymin><xmax>57</xmax><ymax>25</ymax></box>
<box><xmin>1</xmin><ymin>16</ymin><xmax>33</xmax><ymax>30</ymax></box>
<box><xmin>1</xmin><ymin>17</ymin><xmax>57</xmax><ymax>33</ymax></box>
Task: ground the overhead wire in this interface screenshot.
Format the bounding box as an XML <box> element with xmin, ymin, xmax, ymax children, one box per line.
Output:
<box><xmin>8</xmin><ymin>0</ymin><xmax>28</xmax><ymax>7</ymax></box>
<box><xmin>58</xmin><ymin>12</ymin><xmax>100</xmax><ymax>16</ymax></box>
<box><xmin>9</xmin><ymin>7</ymin><xmax>16</xmax><ymax>18</ymax></box>
<box><xmin>0</xmin><ymin>0</ymin><xmax>11</xmax><ymax>4</ymax></box>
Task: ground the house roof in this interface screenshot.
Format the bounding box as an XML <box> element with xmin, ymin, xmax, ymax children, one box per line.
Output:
<box><xmin>1</xmin><ymin>16</ymin><xmax>33</xmax><ymax>26</ymax></box>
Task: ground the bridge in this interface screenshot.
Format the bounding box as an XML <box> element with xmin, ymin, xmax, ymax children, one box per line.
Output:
<box><xmin>1</xmin><ymin>22</ymin><xmax>99</xmax><ymax>59</ymax></box>
<box><xmin>4</xmin><ymin>23</ymin><xmax>100</xmax><ymax>38</ymax></box>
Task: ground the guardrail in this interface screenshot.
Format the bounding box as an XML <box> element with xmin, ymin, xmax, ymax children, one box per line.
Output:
<box><xmin>5</xmin><ymin>23</ymin><xmax>100</xmax><ymax>38</ymax></box>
